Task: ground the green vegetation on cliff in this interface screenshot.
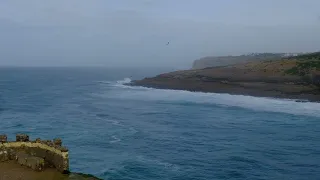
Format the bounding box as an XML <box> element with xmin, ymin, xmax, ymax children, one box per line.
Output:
<box><xmin>192</xmin><ymin>53</ymin><xmax>294</xmax><ymax>69</ymax></box>
<box><xmin>285</xmin><ymin>52</ymin><xmax>320</xmax><ymax>76</ymax></box>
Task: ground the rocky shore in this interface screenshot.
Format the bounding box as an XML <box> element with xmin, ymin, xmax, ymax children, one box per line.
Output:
<box><xmin>130</xmin><ymin>53</ymin><xmax>320</xmax><ymax>102</ymax></box>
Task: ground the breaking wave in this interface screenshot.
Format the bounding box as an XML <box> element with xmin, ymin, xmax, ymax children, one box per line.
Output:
<box><xmin>116</xmin><ymin>78</ymin><xmax>132</xmax><ymax>85</ymax></box>
<box><xmin>104</xmin><ymin>79</ymin><xmax>320</xmax><ymax>118</ymax></box>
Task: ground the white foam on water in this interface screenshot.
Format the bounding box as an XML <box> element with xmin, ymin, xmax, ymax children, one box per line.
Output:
<box><xmin>105</xmin><ymin>119</ymin><xmax>123</xmax><ymax>126</ymax></box>
<box><xmin>116</xmin><ymin>78</ymin><xmax>132</xmax><ymax>85</ymax></box>
<box><xmin>109</xmin><ymin>135</ymin><xmax>121</xmax><ymax>143</ymax></box>
<box><xmin>95</xmin><ymin>80</ymin><xmax>112</xmax><ymax>85</ymax></box>
<box><xmin>129</xmin><ymin>127</ymin><xmax>138</xmax><ymax>134</ymax></box>
<box><xmin>104</xmin><ymin>79</ymin><xmax>320</xmax><ymax>118</ymax></box>
<box><xmin>136</xmin><ymin>155</ymin><xmax>180</xmax><ymax>171</ymax></box>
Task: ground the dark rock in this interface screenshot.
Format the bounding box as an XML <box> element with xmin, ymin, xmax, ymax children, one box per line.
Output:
<box><xmin>42</xmin><ymin>140</ymin><xmax>54</xmax><ymax>147</ymax></box>
<box><xmin>15</xmin><ymin>152</ymin><xmax>45</xmax><ymax>171</ymax></box>
<box><xmin>16</xmin><ymin>151</ymin><xmax>28</xmax><ymax>165</ymax></box>
<box><xmin>69</xmin><ymin>173</ymin><xmax>103</xmax><ymax>180</ymax></box>
<box><xmin>0</xmin><ymin>150</ymin><xmax>9</xmax><ymax>162</ymax></box>
<box><xmin>53</xmin><ymin>138</ymin><xmax>62</xmax><ymax>146</ymax></box>
<box><xmin>16</xmin><ymin>134</ymin><xmax>29</xmax><ymax>142</ymax></box>
<box><xmin>7</xmin><ymin>149</ymin><xmax>16</xmax><ymax>160</ymax></box>
<box><xmin>0</xmin><ymin>135</ymin><xmax>7</xmax><ymax>143</ymax></box>
<box><xmin>60</xmin><ymin>146</ymin><xmax>69</xmax><ymax>152</ymax></box>
<box><xmin>26</xmin><ymin>157</ymin><xmax>45</xmax><ymax>171</ymax></box>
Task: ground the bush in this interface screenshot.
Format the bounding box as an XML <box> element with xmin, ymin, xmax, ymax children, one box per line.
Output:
<box><xmin>285</xmin><ymin>61</ymin><xmax>320</xmax><ymax>76</ymax></box>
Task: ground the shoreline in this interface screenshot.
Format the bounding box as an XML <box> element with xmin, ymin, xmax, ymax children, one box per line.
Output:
<box><xmin>129</xmin><ymin>54</ymin><xmax>320</xmax><ymax>103</ymax></box>
<box><xmin>129</xmin><ymin>80</ymin><xmax>320</xmax><ymax>103</ymax></box>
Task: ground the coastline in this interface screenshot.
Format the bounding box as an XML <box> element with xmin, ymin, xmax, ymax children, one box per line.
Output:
<box><xmin>130</xmin><ymin>53</ymin><xmax>320</xmax><ymax>103</ymax></box>
<box><xmin>129</xmin><ymin>65</ymin><xmax>320</xmax><ymax>103</ymax></box>
<box><xmin>129</xmin><ymin>80</ymin><xmax>320</xmax><ymax>103</ymax></box>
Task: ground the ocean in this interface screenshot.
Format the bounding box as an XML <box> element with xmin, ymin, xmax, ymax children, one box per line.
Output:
<box><xmin>0</xmin><ymin>67</ymin><xmax>319</xmax><ymax>180</ymax></box>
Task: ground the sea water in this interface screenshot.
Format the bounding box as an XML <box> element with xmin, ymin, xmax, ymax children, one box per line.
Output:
<box><xmin>0</xmin><ymin>67</ymin><xmax>319</xmax><ymax>180</ymax></box>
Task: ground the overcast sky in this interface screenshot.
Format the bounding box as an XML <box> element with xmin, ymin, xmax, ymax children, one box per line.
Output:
<box><xmin>0</xmin><ymin>0</ymin><xmax>320</xmax><ymax>67</ymax></box>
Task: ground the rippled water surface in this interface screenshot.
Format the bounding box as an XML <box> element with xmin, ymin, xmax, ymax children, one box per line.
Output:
<box><xmin>0</xmin><ymin>67</ymin><xmax>320</xmax><ymax>180</ymax></box>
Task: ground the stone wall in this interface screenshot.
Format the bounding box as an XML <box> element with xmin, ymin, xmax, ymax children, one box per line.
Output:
<box><xmin>0</xmin><ymin>134</ymin><xmax>69</xmax><ymax>173</ymax></box>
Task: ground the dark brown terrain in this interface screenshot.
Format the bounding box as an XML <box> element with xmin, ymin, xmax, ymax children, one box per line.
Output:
<box><xmin>131</xmin><ymin>52</ymin><xmax>320</xmax><ymax>102</ymax></box>
<box><xmin>0</xmin><ymin>161</ymin><xmax>101</xmax><ymax>180</ymax></box>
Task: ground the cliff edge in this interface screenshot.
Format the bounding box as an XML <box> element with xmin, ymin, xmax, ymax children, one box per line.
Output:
<box><xmin>192</xmin><ymin>53</ymin><xmax>300</xmax><ymax>69</ymax></box>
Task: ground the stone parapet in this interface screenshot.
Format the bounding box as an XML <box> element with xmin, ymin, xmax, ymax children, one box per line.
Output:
<box><xmin>0</xmin><ymin>134</ymin><xmax>69</xmax><ymax>173</ymax></box>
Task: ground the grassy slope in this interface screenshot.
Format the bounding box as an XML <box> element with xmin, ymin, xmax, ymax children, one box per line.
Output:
<box><xmin>285</xmin><ymin>52</ymin><xmax>320</xmax><ymax>77</ymax></box>
<box><xmin>189</xmin><ymin>52</ymin><xmax>320</xmax><ymax>84</ymax></box>
<box><xmin>192</xmin><ymin>53</ymin><xmax>288</xmax><ymax>69</ymax></box>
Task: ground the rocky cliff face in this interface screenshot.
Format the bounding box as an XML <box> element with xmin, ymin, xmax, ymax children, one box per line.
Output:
<box><xmin>192</xmin><ymin>53</ymin><xmax>294</xmax><ymax>69</ymax></box>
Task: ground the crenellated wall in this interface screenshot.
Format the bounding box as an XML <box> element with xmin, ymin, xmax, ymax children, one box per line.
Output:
<box><xmin>0</xmin><ymin>134</ymin><xmax>69</xmax><ymax>173</ymax></box>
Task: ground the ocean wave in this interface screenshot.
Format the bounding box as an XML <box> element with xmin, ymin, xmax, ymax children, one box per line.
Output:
<box><xmin>109</xmin><ymin>135</ymin><xmax>121</xmax><ymax>143</ymax></box>
<box><xmin>116</xmin><ymin>78</ymin><xmax>132</xmax><ymax>85</ymax></box>
<box><xmin>129</xmin><ymin>127</ymin><xmax>138</xmax><ymax>134</ymax></box>
<box><xmin>95</xmin><ymin>80</ymin><xmax>112</xmax><ymax>85</ymax></box>
<box><xmin>96</xmin><ymin>78</ymin><xmax>131</xmax><ymax>86</ymax></box>
<box><xmin>136</xmin><ymin>155</ymin><xmax>180</xmax><ymax>171</ymax></box>
<box><xmin>105</xmin><ymin>81</ymin><xmax>320</xmax><ymax>117</ymax></box>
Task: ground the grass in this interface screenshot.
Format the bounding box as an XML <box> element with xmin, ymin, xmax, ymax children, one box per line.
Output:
<box><xmin>296</xmin><ymin>52</ymin><xmax>320</xmax><ymax>60</ymax></box>
<box><xmin>285</xmin><ymin>52</ymin><xmax>320</xmax><ymax>76</ymax></box>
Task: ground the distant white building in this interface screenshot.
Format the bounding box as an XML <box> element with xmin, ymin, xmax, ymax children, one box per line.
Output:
<box><xmin>282</xmin><ymin>53</ymin><xmax>299</xmax><ymax>57</ymax></box>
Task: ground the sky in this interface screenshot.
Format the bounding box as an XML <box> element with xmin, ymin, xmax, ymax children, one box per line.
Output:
<box><xmin>0</xmin><ymin>0</ymin><xmax>320</xmax><ymax>67</ymax></box>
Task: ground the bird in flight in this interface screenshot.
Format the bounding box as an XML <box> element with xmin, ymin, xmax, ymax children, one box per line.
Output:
<box><xmin>166</xmin><ymin>42</ymin><xmax>170</xmax><ymax>45</ymax></box>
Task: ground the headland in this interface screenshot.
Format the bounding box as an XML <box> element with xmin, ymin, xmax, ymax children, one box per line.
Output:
<box><xmin>130</xmin><ymin>52</ymin><xmax>320</xmax><ymax>102</ymax></box>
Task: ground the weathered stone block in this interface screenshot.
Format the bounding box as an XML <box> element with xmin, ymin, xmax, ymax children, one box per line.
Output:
<box><xmin>27</xmin><ymin>147</ymin><xmax>47</xmax><ymax>158</ymax></box>
<box><xmin>53</xmin><ymin>138</ymin><xmax>62</xmax><ymax>146</ymax></box>
<box><xmin>26</xmin><ymin>157</ymin><xmax>45</xmax><ymax>171</ymax></box>
<box><xmin>16</xmin><ymin>134</ymin><xmax>29</xmax><ymax>142</ymax></box>
<box><xmin>42</xmin><ymin>140</ymin><xmax>54</xmax><ymax>147</ymax></box>
<box><xmin>15</xmin><ymin>151</ymin><xmax>45</xmax><ymax>171</ymax></box>
<box><xmin>16</xmin><ymin>151</ymin><xmax>28</xmax><ymax>165</ymax></box>
<box><xmin>60</xmin><ymin>146</ymin><xmax>69</xmax><ymax>152</ymax></box>
<box><xmin>7</xmin><ymin>148</ymin><xmax>17</xmax><ymax>160</ymax></box>
<box><xmin>0</xmin><ymin>134</ymin><xmax>7</xmax><ymax>143</ymax></box>
<box><xmin>0</xmin><ymin>150</ymin><xmax>9</xmax><ymax>162</ymax></box>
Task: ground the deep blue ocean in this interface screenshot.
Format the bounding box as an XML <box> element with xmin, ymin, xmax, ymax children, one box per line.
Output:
<box><xmin>0</xmin><ymin>67</ymin><xmax>320</xmax><ymax>180</ymax></box>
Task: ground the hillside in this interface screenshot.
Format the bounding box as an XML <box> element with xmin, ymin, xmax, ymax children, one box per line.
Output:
<box><xmin>131</xmin><ymin>52</ymin><xmax>320</xmax><ymax>102</ymax></box>
<box><xmin>192</xmin><ymin>53</ymin><xmax>300</xmax><ymax>69</ymax></box>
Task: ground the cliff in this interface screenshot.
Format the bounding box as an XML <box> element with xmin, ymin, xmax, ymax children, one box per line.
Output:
<box><xmin>192</xmin><ymin>53</ymin><xmax>300</xmax><ymax>69</ymax></box>
<box><xmin>131</xmin><ymin>52</ymin><xmax>320</xmax><ymax>102</ymax></box>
